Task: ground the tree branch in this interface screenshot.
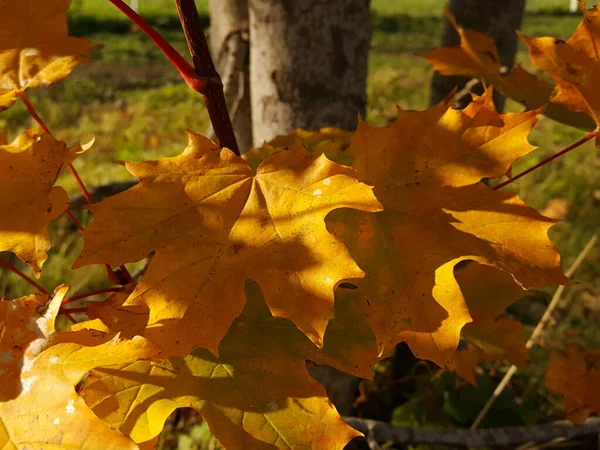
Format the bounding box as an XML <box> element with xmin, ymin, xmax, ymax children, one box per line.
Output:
<box><xmin>174</xmin><ymin>0</ymin><xmax>240</xmax><ymax>155</ymax></box>
<box><xmin>344</xmin><ymin>417</ymin><xmax>600</xmax><ymax>448</ymax></box>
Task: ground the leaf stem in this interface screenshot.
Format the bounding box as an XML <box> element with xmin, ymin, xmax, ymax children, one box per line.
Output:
<box><xmin>61</xmin><ymin>287</ymin><xmax>123</xmax><ymax>306</ymax></box>
<box><xmin>17</xmin><ymin>91</ymin><xmax>94</xmax><ymax>204</ymax></box>
<box><xmin>107</xmin><ymin>0</ymin><xmax>207</xmax><ymax>93</ymax></box>
<box><xmin>17</xmin><ymin>91</ymin><xmax>132</xmax><ymax>284</ymax></box>
<box><xmin>0</xmin><ymin>259</ymin><xmax>48</xmax><ymax>295</ymax></box>
<box><xmin>173</xmin><ymin>0</ymin><xmax>240</xmax><ymax>155</ymax></box>
<box><xmin>494</xmin><ymin>129</ymin><xmax>598</xmax><ymax>190</ymax></box>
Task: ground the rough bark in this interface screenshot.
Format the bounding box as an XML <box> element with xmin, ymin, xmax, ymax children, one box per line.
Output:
<box><xmin>209</xmin><ymin>0</ymin><xmax>253</xmax><ymax>153</ymax></box>
<box><xmin>248</xmin><ymin>0</ymin><xmax>371</xmax><ymax>145</ymax></box>
<box><xmin>429</xmin><ymin>0</ymin><xmax>525</xmax><ymax>110</ymax></box>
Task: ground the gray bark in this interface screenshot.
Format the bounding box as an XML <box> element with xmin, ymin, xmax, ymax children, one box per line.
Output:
<box><xmin>209</xmin><ymin>0</ymin><xmax>253</xmax><ymax>153</ymax></box>
<box><xmin>248</xmin><ymin>0</ymin><xmax>371</xmax><ymax>145</ymax></box>
<box><xmin>429</xmin><ymin>0</ymin><xmax>525</xmax><ymax>110</ymax></box>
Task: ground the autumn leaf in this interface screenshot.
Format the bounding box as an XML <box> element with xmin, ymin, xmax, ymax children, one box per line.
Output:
<box><xmin>79</xmin><ymin>283</ymin><xmax>365</xmax><ymax>450</ymax></box>
<box><xmin>75</xmin><ymin>133</ymin><xmax>381</xmax><ymax>357</ymax></box>
<box><xmin>0</xmin><ymin>0</ymin><xmax>92</xmax><ymax>110</ymax></box>
<box><xmin>421</xmin><ymin>10</ymin><xmax>595</xmax><ymax>131</ymax></box>
<box><xmin>545</xmin><ymin>343</ymin><xmax>600</xmax><ymax>423</ymax></box>
<box><xmin>244</xmin><ymin>127</ymin><xmax>354</xmax><ymax>171</ymax></box>
<box><xmin>0</xmin><ymin>130</ymin><xmax>81</xmax><ymax>275</ymax></box>
<box><xmin>328</xmin><ymin>89</ymin><xmax>567</xmax><ymax>368</ymax></box>
<box><xmin>447</xmin><ymin>263</ymin><xmax>529</xmax><ymax>384</ymax></box>
<box><xmin>0</xmin><ymin>285</ymin><xmax>160</xmax><ymax>449</ymax></box>
<box><xmin>522</xmin><ymin>2</ymin><xmax>600</xmax><ymax>141</ymax></box>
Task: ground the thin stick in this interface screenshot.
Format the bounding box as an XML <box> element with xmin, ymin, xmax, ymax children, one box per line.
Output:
<box><xmin>60</xmin><ymin>307</ymin><xmax>88</xmax><ymax>314</ymax></box>
<box><xmin>174</xmin><ymin>0</ymin><xmax>240</xmax><ymax>155</ymax></box>
<box><xmin>494</xmin><ymin>129</ymin><xmax>597</xmax><ymax>191</ymax></box>
<box><xmin>0</xmin><ymin>259</ymin><xmax>48</xmax><ymax>295</ymax></box>
<box><xmin>61</xmin><ymin>287</ymin><xmax>123</xmax><ymax>306</ymax></box>
<box><xmin>107</xmin><ymin>0</ymin><xmax>207</xmax><ymax>93</ymax></box>
<box><xmin>471</xmin><ymin>233</ymin><xmax>599</xmax><ymax>430</ymax></box>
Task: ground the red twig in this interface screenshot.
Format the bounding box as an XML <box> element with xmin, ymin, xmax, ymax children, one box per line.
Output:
<box><xmin>61</xmin><ymin>287</ymin><xmax>123</xmax><ymax>306</ymax></box>
<box><xmin>65</xmin><ymin>210</ymin><xmax>84</xmax><ymax>232</ymax></box>
<box><xmin>494</xmin><ymin>129</ymin><xmax>598</xmax><ymax>190</ymax></box>
<box><xmin>18</xmin><ymin>92</ymin><xmax>132</xmax><ymax>284</ymax></box>
<box><xmin>18</xmin><ymin>91</ymin><xmax>94</xmax><ymax>204</ymax></box>
<box><xmin>0</xmin><ymin>259</ymin><xmax>48</xmax><ymax>295</ymax></box>
<box><xmin>107</xmin><ymin>0</ymin><xmax>207</xmax><ymax>93</ymax></box>
<box><xmin>174</xmin><ymin>0</ymin><xmax>240</xmax><ymax>155</ymax></box>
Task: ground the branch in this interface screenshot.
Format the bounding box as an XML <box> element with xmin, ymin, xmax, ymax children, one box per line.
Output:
<box><xmin>174</xmin><ymin>0</ymin><xmax>240</xmax><ymax>155</ymax></box>
<box><xmin>344</xmin><ymin>417</ymin><xmax>600</xmax><ymax>448</ymax></box>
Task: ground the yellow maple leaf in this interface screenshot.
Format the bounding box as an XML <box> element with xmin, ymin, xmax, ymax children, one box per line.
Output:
<box><xmin>244</xmin><ymin>127</ymin><xmax>354</xmax><ymax>170</ymax></box>
<box><xmin>0</xmin><ymin>130</ymin><xmax>81</xmax><ymax>275</ymax></box>
<box><xmin>79</xmin><ymin>283</ymin><xmax>366</xmax><ymax>450</ymax></box>
<box><xmin>522</xmin><ymin>2</ymin><xmax>600</xmax><ymax>140</ymax></box>
<box><xmin>421</xmin><ymin>10</ymin><xmax>595</xmax><ymax>131</ymax></box>
<box><xmin>545</xmin><ymin>343</ymin><xmax>600</xmax><ymax>423</ymax></box>
<box><xmin>75</xmin><ymin>133</ymin><xmax>381</xmax><ymax>357</ymax></box>
<box><xmin>0</xmin><ymin>0</ymin><xmax>92</xmax><ymax>110</ymax></box>
<box><xmin>328</xmin><ymin>89</ymin><xmax>567</xmax><ymax>368</ymax></box>
<box><xmin>0</xmin><ymin>286</ymin><xmax>160</xmax><ymax>449</ymax></box>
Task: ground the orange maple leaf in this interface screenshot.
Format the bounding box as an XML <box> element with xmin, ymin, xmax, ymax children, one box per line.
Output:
<box><xmin>0</xmin><ymin>130</ymin><xmax>81</xmax><ymax>275</ymax></box>
<box><xmin>75</xmin><ymin>133</ymin><xmax>381</xmax><ymax>357</ymax></box>
<box><xmin>545</xmin><ymin>343</ymin><xmax>600</xmax><ymax>423</ymax></box>
<box><xmin>328</xmin><ymin>89</ymin><xmax>567</xmax><ymax>368</ymax></box>
<box><xmin>522</xmin><ymin>2</ymin><xmax>600</xmax><ymax>141</ymax></box>
<box><xmin>0</xmin><ymin>0</ymin><xmax>92</xmax><ymax>110</ymax></box>
<box><xmin>450</xmin><ymin>263</ymin><xmax>529</xmax><ymax>384</ymax></box>
<box><xmin>78</xmin><ymin>283</ymin><xmax>373</xmax><ymax>450</ymax></box>
<box><xmin>0</xmin><ymin>286</ymin><xmax>160</xmax><ymax>449</ymax></box>
<box><xmin>421</xmin><ymin>10</ymin><xmax>595</xmax><ymax>131</ymax></box>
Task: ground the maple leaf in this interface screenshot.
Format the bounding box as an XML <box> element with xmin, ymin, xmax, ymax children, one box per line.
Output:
<box><xmin>328</xmin><ymin>89</ymin><xmax>567</xmax><ymax>368</ymax></box>
<box><xmin>75</xmin><ymin>132</ymin><xmax>381</xmax><ymax>357</ymax></box>
<box><xmin>449</xmin><ymin>263</ymin><xmax>529</xmax><ymax>384</ymax></box>
<box><xmin>78</xmin><ymin>283</ymin><xmax>366</xmax><ymax>450</ymax></box>
<box><xmin>0</xmin><ymin>130</ymin><xmax>81</xmax><ymax>275</ymax></box>
<box><xmin>244</xmin><ymin>127</ymin><xmax>354</xmax><ymax>171</ymax></box>
<box><xmin>421</xmin><ymin>10</ymin><xmax>595</xmax><ymax>131</ymax></box>
<box><xmin>544</xmin><ymin>343</ymin><xmax>600</xmax><ymax>423</ymax></box>
<box><xmin>0</xmin><ymin>286</ymin><xmax>160</xmax><ymax>449</ymax></box>
<box><xmin>522</xmin><ymin>2</ymin><xmax>600</xmax><ymax>141</ymax></box>
<box><xmin>0</xmin><ymin>0</ymin><xmax>92</xmax><ymax>110</ymax></box>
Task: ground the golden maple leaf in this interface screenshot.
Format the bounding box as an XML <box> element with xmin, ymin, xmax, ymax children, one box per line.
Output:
<box><xmin>450</xmin><ymin>263</ymin><xmax>529</xmax><ymax>384</ymax></box>
<box><xmin>328</xmin><ymin>89</ymin><xmax>567</xmax><ymax>368</ymax></box>
<box><xmin>522</xmin><ymin>2</ymin><xmax>600</xmax><ymax>140</ymax></box>
<box><xmin>0</xmin><ymin>0</ymin><xmax>92</xmax><ymax>110</ymax></box>
<box><xmin>421</xmin><ymin>10</ymin><xmax>595</xmax><ymax>131</ymax></box>
<box><xmin>545</xmin><ymin>343</ymin><xmax>600</xmax><ymax>423</ymax></box>
<box><xmin>78</xmin><ymin>283</ymin><xmax>372</xmax><ymax>450</ymax></box>
<box><xmin>75</xmin><ymin>133</ymin><xmax>382</xmax><ymax>357</ymax></box>
<box><xmin>0</xmin><ymin>286</ymin><xmax>160</xmax><ymax>449</ymax></box>
<box><xmin>0</xmin><ymin>130</ymin><xmax>81</xmax><ymax>275</ymax></box>
<box><xmin>244</xmin><ymin>127</ymin><xmax>354</xmax><ymax>170</ymax></box>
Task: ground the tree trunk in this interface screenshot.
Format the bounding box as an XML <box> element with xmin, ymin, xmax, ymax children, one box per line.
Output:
<box><xmin>248</xmin><ymin>0</ymin><xmax>372</xmax><ymax>145</ymax></box>
<box><xmin>208</xmin><ymin>0</ymin><xmax>253</xmax><ymax>153</ymax></box>
<box><xmin>429</xmin><ymin>0</ymin><xmax>525</xmax><ymax>110</ymax></box>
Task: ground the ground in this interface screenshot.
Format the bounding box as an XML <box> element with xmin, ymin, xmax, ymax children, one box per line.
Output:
<box><xmin>1</xmin><ymin>1</ymin><xmax>599</xmax><ymax>446</ymax></box>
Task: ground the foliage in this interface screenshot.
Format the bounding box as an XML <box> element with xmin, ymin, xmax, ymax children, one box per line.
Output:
<box><xmin>1</xmin><ymin>1</ymin><xmax>599</xmax><ymax>449</ymax></box>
